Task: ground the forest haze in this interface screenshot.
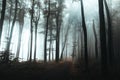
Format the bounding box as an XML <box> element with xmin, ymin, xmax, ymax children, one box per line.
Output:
<box><xmin>0</xmin><ymin>0</ymin><xmax>120</xmax><ymax>80</ymax></box>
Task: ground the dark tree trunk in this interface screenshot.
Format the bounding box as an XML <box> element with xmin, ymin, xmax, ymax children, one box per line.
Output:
<box><xmin>0</xmin><ymin>0</ymin><xmax>6</xmax><ymax>42</ymax></box>
<box><xmin>104</xmin><ymin>0</ymin><xmax>113</xmax><ymax>66</ymax></box>
<box><xmin>98</xmin><ymin>0</ymin><xmax>107</xmax><ymax>74</ymax></box>
<box><xmin>55</xmin><ymin>13</ymin><xmax>60</xmax><ymax>62</ymax></box>
<box><xmin>34</xmin><ymin>22</ymin><xmax>38</xmax><ymax>62</ymax></box>
<box><xmin>80</xmin><ymin>0</ymin><xmax>88</xmax><ymax>69</ymax></box>
<box><xmin>44</xmin><ymin>0</ymin><xmax>50</xmax><ymax>62</ymax></box>
<box><xmin>29</xmin><ymin>0</ymin><xmax>34</xmax><ymax>62</ymax></box>
<box><xmin>93</xmin><ymin>20</ymin><xmax>98</xmax><ymax>60</ymax></box>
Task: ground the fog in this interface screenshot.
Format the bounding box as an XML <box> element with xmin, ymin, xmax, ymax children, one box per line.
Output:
<box><xmin>0</xmin><ymin>0</ymin><xmax>119</xmax><ymax>61</ymax></box>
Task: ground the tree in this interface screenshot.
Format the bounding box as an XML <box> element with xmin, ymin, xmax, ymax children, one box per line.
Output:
<box><xmin>0</xmin><ymin>0</ymin><xmax>6</xmax><ymax>43</ymax></box>
<box><xmin>33</xmin><ymin>0</ymin><xmax>41</xmax><ymax>62</ymax></box>
<box><xmin>55</xmin><ymin>0</ymin><xmax>64</xmax><ymax>62</ymax></box>
<box><xmin>80</xmin><ymin>0</ymin><xmax>88</xmax><ymax>69</ymax></box>
<box><xmin>104</xmin><ymin>0</ymin><xmax>113</xmax><ymax>66</ymax></box>
<box><xmin>29</xmin><ymin>0</ymin><xmax>35</xmax><ymax>62</ymax></box>
<box><xmin>44</xmin><ymin>0</ymin><xmax>50</xmax><ymax>62</ymax></box>
<box><xmin>98</xmin><ymin>0</ymin><xmax>107</xmax><ymax>74</ymax></box>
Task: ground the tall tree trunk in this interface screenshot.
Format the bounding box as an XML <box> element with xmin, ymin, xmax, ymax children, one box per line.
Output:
<box><xmin>104</xmin><ymin>0</ymin><xmax>113</xmax><ymax>66</ymax></box>
<box><xmin>51</xmin><ymin>42</ymin><xmax>54</xmax><ymax>61</ymax></box>
<box><xmin>98</xmin><ymin>0</ymin><xmax>107</xmax><ymax>74</ymax></box>
<box><xmin>44</xmin><ymin>0</ymin><xmax>50</xmax><ymax>62</ymax></box>
<box><xmin>80</xmin><ymin>0</ymin><xmax>88</xmax><ymax>69</ymax></box>
<box><xmin>80</xmin><ymin>29</ymin><xmax>84</xmax><ymax>59</ymax></box>
<box><xmin>93</xmin><ymin>20</ymin><xmax>98</xmax><ymax>60</ymax></box>
<box><xmin>34</xmin><ymin>22</ymin><xmax>38</xmax><ymax>62</ymax></box>
<box><xmin>56</xmin><ymin>13</ymin><xmax>60</xmax><ymax>62</ymax></box>
<box><xmin>29</xmin><ymin>0</ymin><xmax>34</xmax><ymax>62</ymax></box>
<box><xmin>0</xmin><ymin>0</ymin><xmax>6</xmax><ymax>42</ymax></box>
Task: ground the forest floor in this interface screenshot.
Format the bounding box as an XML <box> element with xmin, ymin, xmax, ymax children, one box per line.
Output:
<box><xmin>0</xmin><ymin>61</ymin><xmax>120</xmax><ymax>80</ymax></box>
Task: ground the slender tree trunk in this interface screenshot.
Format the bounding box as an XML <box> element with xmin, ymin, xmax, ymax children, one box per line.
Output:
<box><xmin>81</xmin><ymin>29</ymin><xmax>83</xmax><ymax>59</ymax></box>
<box><xmin>44</xmin><ymin>0</ymin><xmax>50</xmax><ymax>62</ymax></box>
<box><xmin>56</xmin><ymin>13</ymin><xmax>60</xmax><ymax>62</ymax></box>
<box><xmin>65</xmin><ymin>42</ymin><xmax>67</xmax><ymax>61</ymax></box>
<box><xmin>80</xmin><ymin>0</ymin><xmax>88</xmax><ymax>69</ymax></box>
<box><xmin>34</xmin><ymin>22</ymin><xmax>38</xmax><ymax>62</ymax></box>
<box><xmin>0</xmin><ymin>0</ymin><xmax>6</xmax><ymax>42</ymax></box>
<box><xmin>104</xmin><ymin>0</ymin><xmax>113</xmax><ymax>66</ymax></box>
<box><xmin>51</xmin><ymin>42</ymin><xmax>54</xmax><ymax>61</ymax></box>
<box><xmin>29</xmin><ymin>0</ymin><xmax>34</xmax><ymax>62</ymax></box>
<box><xmin>93</xmin><ymin>20</ymin><xmax>98</xmax><ymax>60</ymax></box>
<box><xmin>98</xmin><ymin>0</ymin><xmax>107</xmax><ymax>74</ymax></box>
